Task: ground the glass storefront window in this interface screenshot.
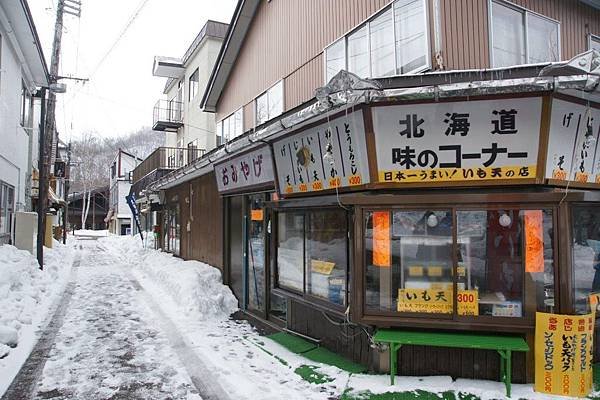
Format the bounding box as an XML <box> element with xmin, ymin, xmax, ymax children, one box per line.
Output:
<box><xmin>364</xmin><ymin>208</ymin><xmax>555</xmax><ymax>318</ymax></box>
<box><xmin>247</xmin><ymin>195</ymin><xmax>265</xmax><ymax>312</ymax></box>
<box><xmin>457</xmin><ymin>209</ymin><xmax>554</xmax><ymax>318</ymax></box>
<box><xmin>276</xmin><ymin>208</ymin><xmax>349</xmax><ymax>307</ymax></box>
<box><xmin>572</xmin><ymin>206</ymin><xmax>600</xmax><ymax>314</ymax></box>
<box><xmin>277</xmin><ymin>212</ymin><xmax>304</xmax><ymax>292</ymax></box>
<box><xmin>306</xmin><ymin>210</ymin><xmax>347</xmax><ymax>305</ymax></box>
<box><xmin>365</xmin><ymin>210</ymin><xmax>453</xmax><ymax>314</ymax></box>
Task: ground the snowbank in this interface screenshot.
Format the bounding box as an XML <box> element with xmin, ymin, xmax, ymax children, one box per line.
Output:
<box><xmin>0</xmin><ymin>242</ymin><xmax>73</xmax><ymax>394</ymax></box>
<box><xmin>99</xmin><ymin>234</ymin><xmax>238</xmax><ymax>320</ymax></box>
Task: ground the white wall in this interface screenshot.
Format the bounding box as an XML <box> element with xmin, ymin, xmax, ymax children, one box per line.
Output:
<box><xmin>0</xmin><ymin>24</ymin><xmax>38</xmax><ymax>213</ymax></box>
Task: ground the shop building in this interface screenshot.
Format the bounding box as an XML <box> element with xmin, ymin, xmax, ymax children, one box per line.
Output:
<box><xmin>143</xmin><ymin>0</ymin><xmax>600</xmax><ymax>386</ymax></box>
<box><xmin>108</xmin><ymin>149</ymin><xmax>140</xmax><ymax>235</ymax></box>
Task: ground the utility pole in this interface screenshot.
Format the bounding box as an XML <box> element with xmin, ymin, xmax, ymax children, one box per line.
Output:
<box><xmin>37</xmin><ymin>0</ymin><xmax>81</xmax><ymax>267</ymax></box>
<box><xmin>62</xmin><ymin>142</ymin><xmax>72</xmax><ymax>244</ymax></box>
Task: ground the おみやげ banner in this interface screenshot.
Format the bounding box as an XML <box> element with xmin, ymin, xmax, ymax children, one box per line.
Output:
<box><xmin>534</xmin><ymin>312</ymin><xmax>595</xmax><ymax>397</ymax></box>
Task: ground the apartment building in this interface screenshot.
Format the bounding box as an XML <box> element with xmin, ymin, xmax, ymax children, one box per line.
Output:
<box><xmin>138</xmin><ymin>0</ymin><xmax>600</xmax><ymax>387</ymax></box>
<box><xmin>0</xmin><ymin>0</ymin><xmax>49</xmax><ymax>246</ymax></box>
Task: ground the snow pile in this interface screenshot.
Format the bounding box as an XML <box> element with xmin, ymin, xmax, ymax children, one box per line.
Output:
<box><xmin>99</xmin><ymin>234</ymin><xmax>238</xmax><ymax>320</ymax></box>
<box><xmin>0</xmin><ymin>242</ymin><xmax>73</xmax><ymax>372</ymax></box>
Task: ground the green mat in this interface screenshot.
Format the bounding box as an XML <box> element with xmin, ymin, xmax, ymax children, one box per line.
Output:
<box><xmin>267</xmin><ymin>332</ymin><xmax>367</xmax><ymax>374</ymax></box>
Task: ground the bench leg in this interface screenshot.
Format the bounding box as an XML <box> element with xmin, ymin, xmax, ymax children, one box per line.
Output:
<box><xmin>389</xmin><ymin>343</ymin><xmax>399</xmax><ymax>386</ymax></box>
<box><xmin>497</xmin><ymin>350</ymin><xmax>512</xmax><ymax>398</ymax></box>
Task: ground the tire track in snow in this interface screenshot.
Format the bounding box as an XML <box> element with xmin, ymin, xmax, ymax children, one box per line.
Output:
<box><xmin>1</xmin><ymin>254</ymin><xmax>81</xmax><ymax>400</ymax></box>
<box><xmin>126</xmin><ymin>275</ymin><xmax>232</xmax><ymax>400</ymax></box>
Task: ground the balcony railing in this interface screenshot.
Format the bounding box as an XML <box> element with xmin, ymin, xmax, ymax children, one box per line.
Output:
<box><xmin>132</xmin><ymin>147</ymin><xmax>205</xmax><ymax>183</ymax></box>
<box><xmin>153</xmin><ymin>99</ymin><xmax>184</xmax><ymax>131</ymax></box>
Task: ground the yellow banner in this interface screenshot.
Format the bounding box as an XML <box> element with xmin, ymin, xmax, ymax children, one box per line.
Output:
<box><xmin>397</xmin><ymin>289</ymin><xmax>478</xmax><ymax>316</ymax></box>
<box><xmin>379</xmin><ymin>165</ymin><xmax>537</xmax><ymax>183</ymax></box>
<box><xmin>534</xmin><ymin>312</ymin><xmax>595</xmax><ymax>397</ymax></box>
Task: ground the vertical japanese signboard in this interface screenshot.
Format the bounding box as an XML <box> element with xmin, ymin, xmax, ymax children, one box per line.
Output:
<box><xmin>546</xmin><ymin>99</ymin><xmax>600</xmax><ymax>184</ymax></box>
<box><xmin>273</xmin><ymin>110</ymin><xmax>370</xmax><ymax>195</ymax></box>
<box><xmin>534</xmin><ymin>312</ymin><xmax>594</xmax><ymax>397</ymax></box>
<box><xmin>372</xmin><ymin>98</ymin><xmax>542</xmax><ymax>184</ymax></box>
<box><xmin>372</xmin><ymin>211</ymin><xmax>390</xmax><ymax>267</ymax></box>
<box><xmin>215</xmin><ymin>146</ymin><xmax>275</xmax><ymax>193</ymax></box>
<box><xmin>524</xmin><ymin>210</ymin><xmax>544</xmax><ymax>273</ymax></box>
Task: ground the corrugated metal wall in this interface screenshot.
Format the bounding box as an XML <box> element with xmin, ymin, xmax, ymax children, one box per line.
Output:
<box><xmin>440</xmin><ymin>0</ymin><xmax>600</xmax><ymax>71</ymax></box>
<box><xmin>217</xmin><ymin>0</ymin><xmax>600</xmax><ymax>126</ymax></box>
<box><xmin>216</xmin><ymin>0</ymin><xmax>392</xmax><ymax>122</ymax></box>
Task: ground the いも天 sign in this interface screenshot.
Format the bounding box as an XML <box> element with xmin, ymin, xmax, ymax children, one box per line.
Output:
<box><xmin>534</xmin><ymin>312</ymin><xmax>594</xmax><ymax>397</ymax></box>
<box><xmin>397</xmin><ymin>288</ymin><xmax>478</xmax><ymax>315</ymax></box>
<box><xmin>372</xmin><ymin>97</ymin><xmax>542</xmax><ymax>185</ymax></box>
<box><xmin>273</xmin><ymin>109</ymin><xmax>370</xmax><ymax>195</ymax></box>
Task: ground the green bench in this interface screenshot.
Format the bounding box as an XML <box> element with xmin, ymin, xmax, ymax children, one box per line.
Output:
<box><xmin>373</xmin><ymin>329</ymin><xmax>529</xmax><ymax>398</ymax></box>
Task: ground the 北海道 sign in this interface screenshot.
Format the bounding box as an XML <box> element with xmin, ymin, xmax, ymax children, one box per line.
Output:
<box><xmin>371</xmin><ymin>97</ymin><xmax>543</xmax><ymax>185</ymax></box>
<box><xmin>273</xmin><ymin>109</ymin><xmax>370</xmax><ymax>195</ymax></box>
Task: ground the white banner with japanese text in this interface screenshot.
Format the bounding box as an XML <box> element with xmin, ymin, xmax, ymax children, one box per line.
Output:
<box><xmin>273</xmin><ymin>109</ymin><xmax>370</xmax><ymax>194</ymax></box>
<box><xmin>372</xmin><ymin>98</ymin><xmax>543</xmax><ymax>184</ymax></box>
<box><xmin>215</xmin><ymin>146</ymin><xmax>275</xmax><ymax>193</ymax></box>
<box><xmin>546</xmin><ymin>99</ymin><xmax>600</xmax><ymax>184</ymax></box>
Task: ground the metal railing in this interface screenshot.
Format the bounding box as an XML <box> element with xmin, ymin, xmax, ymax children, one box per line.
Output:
<box><xmin>153</xmin><ymin>99</ymin><xmax>183</xmax><ymax>127</ymax></box>
<box><xmin>132</xmin><ymin>147</ymin><xmax>205</xmax><ymax>183</ymax></box>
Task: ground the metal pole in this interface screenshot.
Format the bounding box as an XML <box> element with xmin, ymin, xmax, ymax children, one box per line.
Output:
<box><xmin>36</xmin><ymin>88</ymin><xmax>47</xmax><ymax>268</ymax></box>
<box><xmin>62</xmin><ymin>142</ymin><xmax>71</xmax><ymax>244</ymax></box>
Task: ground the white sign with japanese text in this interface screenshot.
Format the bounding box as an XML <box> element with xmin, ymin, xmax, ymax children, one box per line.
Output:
<box><xmin>273</xmin><ymin>110</ymin><xmax>370</xmax><ymax>194</ymax></box>
<box><xmin>215</xmin><ymin>146</ymin><xmax>275</xmax><ymax>193</ymax></box>
<box><xmin>372</xmin><ymin>97</ymin><xmax>543</xmax><ymax>184</ymax></box>
<box><xmin>546</xmin><ymin>99</ymin><xmax>600</xmax><ymax>184</ymax></box>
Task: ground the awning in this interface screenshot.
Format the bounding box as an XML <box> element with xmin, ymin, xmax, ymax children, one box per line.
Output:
<box><xmin>48</xmin><ymin>187</ymin><xmax>66</xmax><ymax>206</ymax></box>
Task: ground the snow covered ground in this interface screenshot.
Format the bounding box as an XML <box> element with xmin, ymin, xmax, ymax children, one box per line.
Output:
<box><xmin>0</xmin><ymin>241</ymin><xmax>74</xmax><ymax>395</ymax></box>
<box><xmin>1</xmin><ymin>232</ymin><xmax>595</xmax><ymax>399</ymax></box>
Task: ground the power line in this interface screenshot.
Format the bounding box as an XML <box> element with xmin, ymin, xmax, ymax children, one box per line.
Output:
<box><xmin>86</xmin><ymin>0</ymin><xmax>152</xmax><ymax>79</ymax></box>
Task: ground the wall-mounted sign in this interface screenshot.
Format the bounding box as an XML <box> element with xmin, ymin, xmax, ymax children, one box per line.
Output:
<box><xmin>273</xmin><ymin>110</ymin><xmax>370</xmax><ymax>195</ymax></box>
<box><xmin>372</xmin><ymin>98</ymin><xmax>542</xmax><ymax>184</ymax></box>
<box><xmin>546</xmin><ymin>99</ymin><xmax>600</xmax><ymax>184</ymax></box>
<box><xmin>534</xmin><ymin>312</ymin><xmax>594</xmax><ymax>397</ymax></box>
<box><xmin>215</xmin><ymin>146</ymin><xmax>275</xmax><ymax>193</ymax></box>
<box><xmin>397</xmin><ymin>288</ymin><xmax>478</xmax><ymax>315</ymax></box>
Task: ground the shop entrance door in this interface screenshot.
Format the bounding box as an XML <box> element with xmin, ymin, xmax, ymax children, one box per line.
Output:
<box><xmin>246</xmin><ymin>194</ymin><xmax>266</xmax><ymax>314</ymax></box>
<box><xmin>228</xmin><ymin>196</ymin><xmax>244</xmax><ymax>307</ymax></box>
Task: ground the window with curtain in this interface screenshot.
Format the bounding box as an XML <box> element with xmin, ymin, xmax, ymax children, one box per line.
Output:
<box><xmin>491</xmin><ymin>1</ymin><xmax>559</xmax><ymax>67</ymax></box>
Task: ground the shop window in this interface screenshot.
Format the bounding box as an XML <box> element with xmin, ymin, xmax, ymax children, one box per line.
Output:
<box><xmin>365</xmin><ymin>210</ymin><xmax>453</xmax><ymax>313</ymax></box>
<box><xmin>277</xmin><ymin>209</ymin><xmax>348</xmax><ymax>306</ymax></box>
<box><xmin>491</xmin><ymin>1</ymin><xmax>560</xmax><ymax>67</ymax></box>
<box><xmin>324</xmin><ymin>0</ymin><xmax>429</xmax><ymax>81</ymax></box>
<box><xmin>364</xmin><ymin>208</ymin><xmax>555</xmax><ymax>318</ymax></box>
<box><xmin>277</xmin><ymin>211</ymin><xmax>305</xmax><ymax>292</ymax></box>
<box><xmin>457</xmin><ymin>209</ymin><xmax>554</xmax><ymax>318</ymax></box>
<box><xmin>572</xmin><ymin>206</ymin><xmax>600</xmax><ymax>314</ymax></box>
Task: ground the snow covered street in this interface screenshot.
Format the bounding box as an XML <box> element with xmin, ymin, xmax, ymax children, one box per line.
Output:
<box><xmin>2</xmin><ymin>234</ymin><xmax>589</xmax><ymax>400</ymax></box>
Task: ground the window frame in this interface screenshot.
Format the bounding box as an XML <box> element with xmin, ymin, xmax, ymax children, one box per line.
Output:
<box><xmin>358</xmin><ymin>202</ymin><xmax>560</xmax><ymax>330</ymax></box>
<box><xmin>254</xmin><ymin>80</ymin><xmax>284</xmax><ymax>126</ymax></box>
<box><xmin>216</xmin><ymin>107</ymin><xmax>244</xmax><ymax>144</ymax></box>
<box><xmin>588</xmin><ymin>33</ymin><xmax>600</xmax><ymax>51</ymax></box>
<box><xmin>273</xmin><ymin>207</ymin><xmax>351</xmax><ymax>312</ymax></box>
<box><xmin>188</xmin><ymin>68</ymin><xmax>199</xmax><ymax>102</ymax></box>
<box><xmin>322</xmin><ymin>0</ymin><xmax>431</xmax><ymax>83</ymax></box>
<box><xmin>488</xmin><ymin>0</ymin><xmax>561</xmax><ymax>68</ymax></box>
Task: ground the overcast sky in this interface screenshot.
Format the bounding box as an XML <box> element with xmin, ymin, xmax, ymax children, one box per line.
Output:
<box><xmin>28</xmin><ymin>0</ymin><xmax>236</xmax><ymax>141</ymax></box>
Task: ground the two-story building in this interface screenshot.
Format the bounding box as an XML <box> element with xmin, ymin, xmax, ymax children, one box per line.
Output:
<box><xmin>0</xmin><ymin>0</ymin><xmax>49</xmax><ymax>246</ymax></box>
<box><xmin>108</xmin><ymin>149</ymin><xmax>140</xmax><ymax>235</ymax></box>
<box><xmin>143</xmin><ymin>0</ymin><xmax>600</xmax><ymax>389</ymax></box>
